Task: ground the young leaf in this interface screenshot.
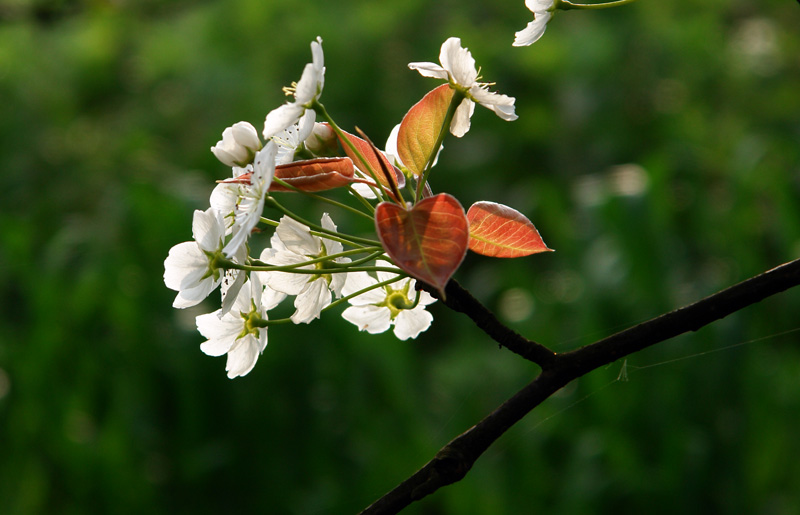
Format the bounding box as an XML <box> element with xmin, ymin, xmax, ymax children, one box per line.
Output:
<box><xmin>337</xmin><ymin>129</ymin><xmax>405</xmax><ymax>189</ymax></box>
<box><xmin>375</xmin><ymin>193</ymin><xmax>468</xmax><ymax>296</ymax></box>
<box><xmin>270</xmin><ymin>157</ymin><xmax>356</xmax><ymax>192</ymax></box>
<box><xmin>397</xmin><ymin>84</ymin><xmax>454</xmax><ymax>176</ymax></box>
<box><xmin>467</xmin><ymin>201</ymin><xmax>553</xmax><ymax>258</ymax></box>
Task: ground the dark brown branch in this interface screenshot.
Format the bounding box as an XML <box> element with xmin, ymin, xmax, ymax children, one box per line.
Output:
<box><xmin>361</xmin><ymin>258</ymin><xmax>800</xmax><ymax>514</ymax></box>
<box><xmin>424</xmin><ymin>279</ymin><xmax>557</xmax><ymax>367</ymax></box>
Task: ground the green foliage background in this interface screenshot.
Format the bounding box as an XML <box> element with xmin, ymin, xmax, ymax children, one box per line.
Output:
<box><xmin>1</xmin><ymin>0</ymin><xmax>799</xmax><ymax>513</ymax></box>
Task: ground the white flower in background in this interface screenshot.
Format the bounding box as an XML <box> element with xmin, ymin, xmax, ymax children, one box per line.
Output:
<box><xmin>341</xmin><ymin>261</ymin><xmax>437</xmax><ymax>340</ymax></box>
<box><xmin>263</xmin><ymin>37</ymin><xmax>325</xmax><ymax>141</ymax></box>
<box><xmin>408</xmin><ymin>37</ymin><xmax>517</xmax><ymax>137</ymax></box>
<box><xmin>303</xmin><ymin>121</ymin><xmax>337</xmax><ymax>155</ymax></box>
<box><xmin>259</xmin><ymin>214</ymin><xmax>350</xmax><ymax>324</ymax></box>
<box><xmin>196</xmin><ymin>275</ymin><xmax>285</xmax><ymax>379</ymax></box>
<box><xmin>274</xmin><ymin>110</ymin><xmax>316</xmax><ymax>165</ymax></box>
<box><xmin>164</xmin><ymin>207</ymin><xmax>229</xmax><ymax>308</ymax></box>
<box><xmin>222</xmin><ymin>141</ymin><xmax>278</xmax><ymax>258</ymax></box>
<box><xmin>211</xmin><ymin>121</ymin><xmax>262</xmax><ymax>167</ymax></box>
<box><xmin>513</xmin><ymin>0</ymin><xmax>555</xmax><ymax>47</ymax></box>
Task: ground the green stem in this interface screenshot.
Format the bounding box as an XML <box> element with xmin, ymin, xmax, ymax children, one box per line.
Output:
<box><xmin>312</xmin><ymin>100</ymin><xmax>388</xmax><ymax>203</ymax></box>
<box><xmin>415</xmin><ymin>90</ymin><xmax>464</xmax><ymax>203</ymax></box>
<box><xmin>324</xmin><ymin>276</ymin><xmax>407</xmax><ymax>312</ymax></box>
<box><xmin>270</xmin><ymin>178</ymin><xmax>374</xmax><ymax>221</ymax></box>
<box><xmin>348</xmin><ymin>185</ymin><xmax>377</xmax><ymax>214</ymax></box>
<box><xmin>249</xmin><ymin>247</ymin><xmax>383</xmax><ymax>271</ymax></box>
<box><xmin>558</xmin><ymin>0</ymin><xmax>639</xmax><ymax>11</ymax></box>
<box><xmin>265</xmin><ymin>195</ymin><xmax>380</xmax><ymax>247</ymax></box>
<box><xmin>238</xmin><ymin>264</ymin><xmax>403</xmax><ymax>275</ymax></box>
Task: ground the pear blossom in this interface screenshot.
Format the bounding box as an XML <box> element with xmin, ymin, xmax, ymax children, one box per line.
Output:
<box><xmin>274</xmin><ymin>110</ymin><xmax>316</xmax><ymax>165</ymax></box>
<box><xmin>513</xmin><ymin>0</ymin><xmax>555</xmax><ymax>47</ymax></box>
<box><xmin>164</xmin><ymin>207</ymin><xmax>230</xmax><ymax>308</ymax></box>
<box><xmin>259</xmin><ymin>214</ymin><xmax>350</xmax><ymax>324</ymax></box>
<box><xmin>222</xmin><ymin>141</ymin><xmax>278</xmax><ymax>258</ymax></box>
<box><xmin>196</xmin><ymin>275</ymin><xmax>285</xmax><ymax>379</ymax></box>
<box><xmin>263</xmin><ymin>37</ymin><xmax>325</xmax><ymax>141</ymax></box>
<box><xmin>211</xmin><ymin>121</ymin><xmax>262</xmax><ymax>167</ymax></box>
<box><xmin>341</xmin><ymin>261</ymin><xmax>436</xmax><ymax>340</ymax></box>
<box><xmin>408</xmin><ymin>37</ymin><xmax>517</xmax><ymax>137</ymax></box>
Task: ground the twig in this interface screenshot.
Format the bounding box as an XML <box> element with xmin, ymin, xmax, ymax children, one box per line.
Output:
<box><xmin>361</xmin><ymin>258</ymin><xmax>800</xmax><ymax>514</ymax></box>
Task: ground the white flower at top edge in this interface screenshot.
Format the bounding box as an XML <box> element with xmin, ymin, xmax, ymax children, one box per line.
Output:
<box><xmin>196</xmin><ymin>274</ymin><xmax>285</xmax><ymax>379</ymax></box>
<box><xmin>210</xmin><ymin>121</ymin><xmax>262</xmax><ymax>167</ymax></box>
<box><xmin>221</xmin><ymin>141</ymin><xmax>278</xmax><ymax>258</ymax></box>
<box><xmin>341</xmin><ymin>260</ymin><xmax>437</xmax><ymax>340</ymax></box>
<box><xmin>164</xmin><ymin>207</ymin><xmax>229</xmax><ymax>308</ymax></box>
<box><xmin>258</xmin><ymin>214</ymin><xmax>350</xmax><ymax>324</ymax></box>
<box><xmin>513</xmin><ymin>0</ymin><xmax>555</xmax><ymax>47</ymax></box>
<box><xmin>263</xmin><ymin>37</ymin><xmax>325</xmax><ymax>141</ymax></box>
<box><xmin>408</xmin><ymin>37</ymin><xmax>517</xmax><ymax>137</ymax></box>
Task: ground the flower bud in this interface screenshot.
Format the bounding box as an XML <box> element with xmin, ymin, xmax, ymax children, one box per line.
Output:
<box><xmin>211</xmin><ymin>122</ymin><xmax>262</xmax><ymax>167</ymax></box>
<box><xmin>303</xmin><ymin>122</ymin><xmax>338</xmax><ymax>156</ymax></box>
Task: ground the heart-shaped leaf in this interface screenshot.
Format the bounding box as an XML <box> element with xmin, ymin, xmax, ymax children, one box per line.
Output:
<box><xmin>337</xmin><ymin>129</ymin><xmax>405</xmax><ymax>189</ymax></box>
<box><xmin>375</xmin><ymin>193</ymin><xmax>468</xmax><ymax>296</ymax></box>
<box><xmin>467</xmin><ymin>201</ymin><xmax>553</xmax><ymax>258</ymax></box>
<box><xmin>270</xmin><ymin>157</ymin><xmax>355</xmax><ymax>192</ymax></box>
<box><xmin>397</xmin><ymin>84</ymin><xmax>454</xmax><ymax>176</ymax></box>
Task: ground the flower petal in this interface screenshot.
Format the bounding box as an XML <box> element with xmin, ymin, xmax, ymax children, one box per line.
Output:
<box><xmin>438</xmin><ymin>37</ymin><xmax>477</xmax><ymax>87</ymax></box>
<box><xmin>449</xmin><ymin>98</ymin><xmax>475</xmax><ymax>138</ymax></box>
<box><xmin>291</xmin><ymin>278</ymin><xmax>330</xmax><ymax>324</ymax></box>
<box><xmin>342</xmin><ymin>305</ymin><xmax>392</xmax><ymax>334</ymax></box>
<box><xmin>225</xmin><ymin>334</ymin><xmax>263</xmax><ymax>378</ymax></box>
<box><xmin>394</xmin><ymin>307</ymin><xmax>434</xmax><ymax>340</ymax></box>
<box><xmin>408</xmin><ymin>61</ymin><xmax>449</xmax><ymax>80</ymax></box>
<box><xmin>513</xmin><ymin>11</ymin><xmax>552</xmax><ymax>47</ymax></box>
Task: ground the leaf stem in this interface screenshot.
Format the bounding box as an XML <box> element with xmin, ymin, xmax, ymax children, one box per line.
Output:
<box><xmin>312</xmin><ymin>100</ymin><xmax>388</xmax><ymax>203</ymax></box>
<box><xmin>558</xmin><ymin>0</ymin><xmax>639</xmax><ymax>11</ymax></box>
<box><xmin>265</xmin><ymin>194</ymin><xmax>381</xmax><ymax>248</ymax></box>
<box><xmin>414</xmin><ymin>90</ymin><xmax>464</xmax><ymax>203</ymax></box>
<box><xmin>271</xmin><ymin>177</ymin><xmax>374</xmax><ymax>221</ymax></box>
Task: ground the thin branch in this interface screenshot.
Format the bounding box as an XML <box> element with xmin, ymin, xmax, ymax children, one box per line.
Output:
<box><xmin>429</xmin><ymin>279</ymin><xmax>557</xmax><ymax>367</ymax></box>
<box><xmin>361</xmin><ymin>258</ymin><xmax>800</xmax><ymax>514</ymax></box>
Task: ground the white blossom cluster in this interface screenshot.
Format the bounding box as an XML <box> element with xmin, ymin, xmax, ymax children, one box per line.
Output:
<box><xmin>164</xmin><ymin>38</ymin><xmax>438</xmax><ymax>378</ymax></box>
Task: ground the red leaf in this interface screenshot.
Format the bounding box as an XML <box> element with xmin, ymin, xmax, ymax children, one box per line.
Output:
<box><xmin>337</xmin><ymin>128</ymin><xmax>405</xmax><ymax>189</ymax></box>
<box><xmin>375</xmin><ymin>193</ymin><xmax>468</xmax><ymax>296</ymax></box>
<box><xmin>270</xmin><ymin>157</ymin><xmax>355</xmax><ymax>192</ymax></box>
<box><xmin>467</xmin><ymin>201</ymin><xmax>553</xmax><ymax>258</ymax></box>
<box><xmin>397</xmin><ymin>84</ymin><xmax>454</xmax><ymax>176</ymax></box>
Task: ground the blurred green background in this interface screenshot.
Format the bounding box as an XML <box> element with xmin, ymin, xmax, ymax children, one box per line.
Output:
<box><xmin>2</xmin><ymin>0</ymin><xmax>800</xmax><ymax>513</ymax></box>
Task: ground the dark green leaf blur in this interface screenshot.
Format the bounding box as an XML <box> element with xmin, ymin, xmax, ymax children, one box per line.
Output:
<box><xmin>1</xmin><ymin>0</ymin><xmax>799</xmax><ymax>513</ymax></box>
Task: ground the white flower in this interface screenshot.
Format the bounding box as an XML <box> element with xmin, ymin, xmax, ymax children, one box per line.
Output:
<box><xmin>513</xmin><ymin>0</ymin><xmax>555</xmax><ymax>47</ymax></box>
<box><xmin>164</xmin><ymin>207</ymin><xmax>228</xmax><ymax>308</ymax></box>
<box><xmin>263</xmin><ymin>37</ymin><xmax>325</xmax><ymax>141</ymax></box>
<box><xmin>274</xmin><ymin>110</ymin><xmax>316</xmax><ymax>165</ymax></box>
<box><xmin>211</xmin><ymin>121</ymin><xmax>262</xmax><ymax>167</ymax></box>
<box><xmin>408</xmin><ymin>37</ymin><xmax>517</xmax><ymax>137</ymax></box>
<box><xmin>304</xmin><ymin>121</ymin><xmax>337</xmax><ymax>155</ymax></box>
<box><xmin>196</xmin><ymin>275</ymin><xmax>285</xmax><ymax>379</ymax></box>
<box><xmin>259</xmin><ymin>214</ymin><xmax>350</xmax><ymax>324</ymax></box>
<box><xmin>341</xmin><ymin>261</ymin><xmax>437</xmax><ymax>340</ymax></box>
<box><xmin>222</xmin><ymin>141</ymin><xmax>278</xmax><ymax>258</ymax></box>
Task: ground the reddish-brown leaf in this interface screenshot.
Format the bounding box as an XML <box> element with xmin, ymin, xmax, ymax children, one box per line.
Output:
<box><xmin>337</xmin><ymin>129</ymin><xmax>405</xmax><ymax>189</ymax></box>
<box><xmin>375</xmin><ymin>193</ymin><xmax>468</xmax><ymax>296</ymax></box>
<box><xmin>270</xmin><ymin>157</ymin><xmax>355</xmax><ymax>192</ymax></box>
<box><xmin>397</xmin><ymin>84</ymin><xmax>454</xmax><ymax>176</ymax></box>
<box><xmin>467</xmin><ymin>201</ymin><xmax>553</xmax><ymax>258</ymax></box>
